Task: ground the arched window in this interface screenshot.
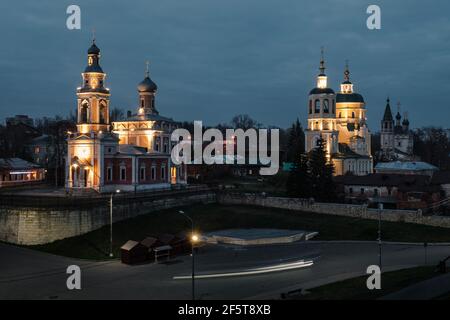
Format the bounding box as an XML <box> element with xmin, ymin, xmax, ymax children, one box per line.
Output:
<box><xmin>314</xmin><ymin>100</ymin><xmax>320</xmax><ymax>113</ymax></box>
<box><xmin>80</xmin><ymin>101</ymin><xmax>89</xmax><ymax>123</ymax></box>
<box><xmin>352</xmin><ymin>112</ymin><xmax>355</xmax><ymax>119</ymax></box>
<box><xmin>339</xmin><ymin>112</ymin><xmax>342</xmax><ymax>118</ymax></box>
<box><xmin>323</xmin><ymin>99</ymin><xmax>329</xmax><ymax>113</ymax></box>
<box><xmin>309</xmin><ymin>100</ymin><xmax>312</xmax><ymax>114</ymax></box>
<box><xmin>99</xmin><ymin>100</ymin><xmax>107</xmax><ymax>124</ymax></box>
<box><xmin>332</xmin><ymin>100</ymin><xmax>335</xmax><ymax>114</ymax></box>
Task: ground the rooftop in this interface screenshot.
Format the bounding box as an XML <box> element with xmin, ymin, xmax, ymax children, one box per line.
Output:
<box><xmin>375</xmin><ymin>161</ymin><xmax>439</xmax><ymax>172</ymax></box>
<box><xmin>0</xmin><ymin>158</ymin><xmax>41</xmax><ymax>170</ymax></box>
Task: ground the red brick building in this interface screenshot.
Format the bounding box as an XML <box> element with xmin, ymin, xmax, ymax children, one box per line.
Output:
<box><xmin>66</xmin><ymin>40</ymin><xmax>186</xmax><ymax>193</ymax></box>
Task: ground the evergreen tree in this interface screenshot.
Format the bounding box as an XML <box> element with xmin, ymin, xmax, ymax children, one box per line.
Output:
<box><xmin>308</xmin><ymin>136</ymin><xmax>336</xmax><ymax>201</ymax></box>
<box><xmin>286</xmin><ymin>118</ymin><xmax>305</xmax><ymax>162</ymax></box>
<box><xmin>286</xmin><ymin>150</ymin><xmax>310</xmax><ymax>198</ymax></box>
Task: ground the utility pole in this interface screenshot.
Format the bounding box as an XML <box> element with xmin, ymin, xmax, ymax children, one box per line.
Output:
<box><xmin>378</xmin><ymin>203</ymin><xmax>383</xmax><ymax>271</ymax></box>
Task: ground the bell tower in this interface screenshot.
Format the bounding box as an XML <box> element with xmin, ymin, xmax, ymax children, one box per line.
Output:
<box><xmin>305</xmin><ymin>49</ymin><xmax>339</xmax><ymax>157</ymax></box>
<box><xmin>137</xmin><ymin>61</ymin><xmax>158</xmax><ymax>116</ymax></box>
<box><xmin>76</xmin><ymin>39</ymin><xmax>110</xmax><ymax>134</ymax></box>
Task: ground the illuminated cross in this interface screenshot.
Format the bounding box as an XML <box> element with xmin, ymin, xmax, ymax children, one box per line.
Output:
<box><xmin>92</xmin><ymin>28</ymin><xmax>96</xmax><ymax>43</ymax></box>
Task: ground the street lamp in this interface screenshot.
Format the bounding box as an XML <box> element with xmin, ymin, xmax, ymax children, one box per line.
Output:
<box><xmin>378</xmin><ymin>203</ymin><xmax>383</xmax><ymax>271</ymax></box>
<box><xmin>109</xmin><ymin>189</ymin><xmax>121</xmax><ymax>258</ymax></box>
<box><xmin>178</xmin><ymin>210</ymin><xmax>199</xmax><ymax>300</ymax></box>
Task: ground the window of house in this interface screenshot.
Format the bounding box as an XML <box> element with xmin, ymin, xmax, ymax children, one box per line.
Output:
<box><xmin>151</xmin><ymin>166</ymin><xmax>156</xmax><ymax>180</ymax></box>
<box><xmin>309</xmin><ymin>100</ymin><xmax>312</xmax><ymax>114</ymax></box>
<box><xmin>107</xmin><ymin>167</ymin><xmax>113</xmax><ymax>181</ymax></box>
<box><xmin>161</xmin><ymin>166</ymin><xmax>166</xmax><ymax>180</ymax></box>
<box><xmin>352</xmin><ymin>112</ymin><xmax>355</xmax><ymax>119</ymax></box>
<box><xmin>120</xmin><ymin>167</ymin><xmax>126</xmax><ymax>181</ymax></box>
<box><xmin>374</xmin><ymin>189</ymin><xmax>379</xmax><ymax>196</ymax></box>
<box><xmin>140</xmin><ymin>167</ymin><xmax>146</xmax><ymax>181</ymax></box>
<box><xmin>360</xmin><ymin>188</ymin><xmax>365</xmax><ymax>195</ymax></box>
<box><xmin>349</xmin><ymin>187</ymin><xmax>353</xmax><ymax>194</ymax></box>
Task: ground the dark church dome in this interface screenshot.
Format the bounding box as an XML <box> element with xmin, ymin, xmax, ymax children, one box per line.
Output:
<box><xmin>88</xmin><ymin>42</ymin><xmax>100</xmax><ymax>55</ymax></box>
<box><xmin>138</xmin><ymin>76</ymin><xmax>157</xmax><ymax>93</ymax></box>
<box><xmin>336</xmin><ymin>93</ymin><xmax>365</xmax><ymax>103</ymax></box>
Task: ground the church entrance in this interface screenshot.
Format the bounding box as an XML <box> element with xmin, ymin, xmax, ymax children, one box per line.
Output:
<box><xmin>70</xmin><ymin>164</ymin><xmax>92</xmax><ymax>188</ymax></box>
<box><xmin>171</xmin><ymin>167</ymin><xmax>177</xmax><ymax>184</ymax></box>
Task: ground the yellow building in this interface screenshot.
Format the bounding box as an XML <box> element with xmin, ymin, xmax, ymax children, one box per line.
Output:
<box><xmin>305</xmin><ymin>53</ymin><xmax>373</xmax><ymax>176</ymax></box>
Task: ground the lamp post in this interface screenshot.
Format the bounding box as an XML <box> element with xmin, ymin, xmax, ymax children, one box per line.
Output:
<box><xmin>378</xmin><ymin>203</ymin><xmax>383</xmax><ymax>271</ymax></box>
<box><xmin>178</xmin><ymin>210</ymin><xmax>198</xmax><ymax>300</ymax></box>
<box><xmin>109</xmin><ymin>189</ymin><xmax>121</xmax><ymax>258</ymax></box>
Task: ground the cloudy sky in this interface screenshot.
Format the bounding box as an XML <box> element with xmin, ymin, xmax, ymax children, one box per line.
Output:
<box><xmin>0</xmin><ymin>0</ymin><xmax>449</xmax><ymax>130</ymax></box>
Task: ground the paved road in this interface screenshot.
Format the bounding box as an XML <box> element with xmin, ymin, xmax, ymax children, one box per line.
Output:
<box><xmin>0</xmin><ymin>241</ymin><xmax>449</xmax><ymax>300</ymax></box>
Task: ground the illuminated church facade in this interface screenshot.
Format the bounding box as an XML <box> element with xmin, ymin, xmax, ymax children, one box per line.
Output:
<box><xmin>65</xmin><ymin>41</ymin><xmax>186</xmax><ymax>193</ymax></box>
<box><xmin>305</xmin><ymin>52</ymin><xmax>373</xmax><ymax>176</ymax></box>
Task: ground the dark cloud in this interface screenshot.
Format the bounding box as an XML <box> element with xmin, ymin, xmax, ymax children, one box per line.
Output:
<box><xmin>0</xmin><ymin>0</ymin><xmax>449</xmax><ymax>130</ymax></box>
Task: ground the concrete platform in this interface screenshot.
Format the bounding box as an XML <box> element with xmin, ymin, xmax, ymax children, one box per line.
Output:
<box><xmin>205</xmin><ymin>228</ymin><xmax>318</xmax><ymax>246</ymax></box>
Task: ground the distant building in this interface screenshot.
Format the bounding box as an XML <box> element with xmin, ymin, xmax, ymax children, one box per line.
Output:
<box><xmin>335</xmin><ymin>173</ymin><xmax>441</xmax><ymax>210</ymax></box>
<box><xmin>375</xmin><ymin>161</ymin><xmax>438</xmax><ymax>177</ymax></box>
<box><xmin>5</xmin><ymin>115</ymin><xmax>34</xmax><ymax>127</ymax></box>
<box><xmin>27</xmin><ymin>135</ymin><xmax>51</xmax><ymax>166</ymax></box>
<box><xmin>0</xmin><ymin>158</ymin><xmax>45</xmax><ymax>188</ymax></box>
<box><xmin>379</xmin><ymin>99</ymin><xmax>414</xmax><ymax>161</ymax></box>
<box><xmin>431</xmin><ymin>171</ymin><xmax>450</xmax><ymax>198</ymax></box>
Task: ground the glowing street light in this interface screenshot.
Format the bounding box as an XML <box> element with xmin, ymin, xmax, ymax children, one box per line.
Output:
<box><xmin>191</xmin><ymin>234</ymin><xmax>199</xmax><ymax>243</ymax></box>
<box><xmin>178</xmin><ymin>210</ymin><xmax>199</xmax><ymax>300</ymax></box>
<box><xmin>109</xmin><ymin>189</ymin><xmax>121</xmax><ymax>258</ymax></box>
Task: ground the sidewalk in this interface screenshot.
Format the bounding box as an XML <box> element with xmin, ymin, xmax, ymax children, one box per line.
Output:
<box><xmin>381</xmin><ymin>272</ymin><xmax>450</xmax><ymax>300</ymax></box>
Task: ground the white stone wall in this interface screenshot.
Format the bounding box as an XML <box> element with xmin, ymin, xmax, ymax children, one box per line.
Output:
<box><xmin>0</xmin><ymin>193</ymin><xmax>216</xmax><ymax>245</ymax></box>
<box><xmin>217</xmin><ymin>193</ymin><xmax>450</xmax><ymax>229</ymax></box>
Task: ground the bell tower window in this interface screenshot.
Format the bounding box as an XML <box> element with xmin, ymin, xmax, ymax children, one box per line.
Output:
<box><xmin>314</xmin><ymin>100</ymin><xmax>320</xmax><ymax>113</ymax></box>
<box><xmin>80</xmin><ymin>101</ymin><xmax>89</xmax><ymax>123</ymax></box>
<box><xmin>99</xmin><ymin>101</ymin><xmax>107</xmax><ymax>124</ymax></box>
<box><xmin>323</xmin><ymin>99</ymin><xmax>329</xmax><ymax>113</ymax></box>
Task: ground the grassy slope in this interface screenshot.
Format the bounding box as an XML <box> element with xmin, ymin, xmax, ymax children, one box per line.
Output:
<box><xmin>297</xmin><ymin>266</ymin><xmax>439</xmax><ymax>300</ymax></box>
<box><xmin>29</xmin><ymin>203</ymin><xmax>450</xmax><ymax>260</ymax></box>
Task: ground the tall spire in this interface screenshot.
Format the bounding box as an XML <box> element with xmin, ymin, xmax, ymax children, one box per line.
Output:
<box><xmin>382</xmin><ymin>97</ymin><xmax>393</xmax><ymax>122</ymax></box>
<box><xmin>319</xmin><ymin>47</ymin><xmax>326</xmax><ymax>75</ymax></box>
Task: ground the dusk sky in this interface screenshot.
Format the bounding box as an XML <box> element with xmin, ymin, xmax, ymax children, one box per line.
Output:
<box><xmin>1</xmin><ymin>0</ymin><xmax>449</xmax><ymax>130</ymax></box>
